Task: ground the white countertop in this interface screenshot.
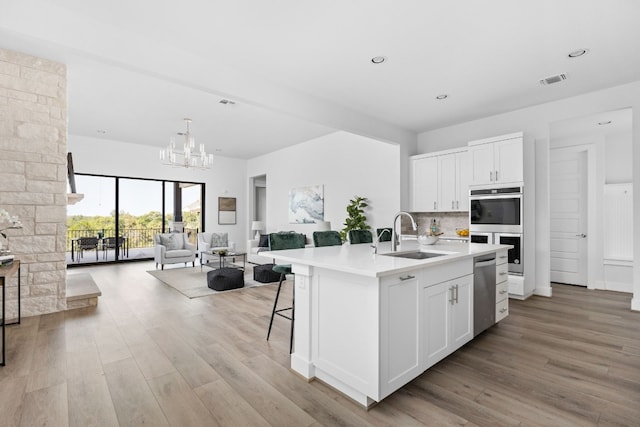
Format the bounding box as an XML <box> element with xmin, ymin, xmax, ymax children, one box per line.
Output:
<box><xmin>262</xmin><ymin>241</ymin><xmax>510</xmax><ymax>278</ymax></box>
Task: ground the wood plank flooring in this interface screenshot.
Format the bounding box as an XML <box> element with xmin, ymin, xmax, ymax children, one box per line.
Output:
<box><xmin>1</xmin><ymin>261</ymin><xmax>638</xmax><ymax>426</ymax></box>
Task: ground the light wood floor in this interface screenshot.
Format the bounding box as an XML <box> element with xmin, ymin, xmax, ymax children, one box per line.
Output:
<box><xmin>1</xmin><ymin>261</ymin><xmax>638</xmax><ymax>426</ymax></box>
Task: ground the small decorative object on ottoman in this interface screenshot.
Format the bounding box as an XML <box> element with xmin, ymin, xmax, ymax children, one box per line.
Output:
<box><xmin>253</xmin><ymin>263</ymin><xmax>282</xmax><ymax>283</ymax></box>
<box><xmin>207</xmin><ymin>267</ymin><xmax>244</xmax><ymax>291</ymax></box>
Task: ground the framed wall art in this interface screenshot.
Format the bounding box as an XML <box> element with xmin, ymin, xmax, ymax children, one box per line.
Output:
<box><xmin>218</xmin><ymin>197</ymin><xmax>237</xmax><ymax>225</ymax></box>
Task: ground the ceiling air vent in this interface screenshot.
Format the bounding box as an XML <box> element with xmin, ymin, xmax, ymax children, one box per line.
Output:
<box><xmin>539</xmin><ymin>73</ymin><xmax>568</xmax><ymax>85</ymax></box>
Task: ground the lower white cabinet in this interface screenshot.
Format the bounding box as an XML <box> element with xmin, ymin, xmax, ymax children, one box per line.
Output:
<box><xmin>422</xmin><ymin>274</ymin><xmax>473</xmax><ymax>369</ymax></box>
<box><xmin>380</xmin><ymin>273</ymin><xmax>421</xmax><ymax>397</ymax></box>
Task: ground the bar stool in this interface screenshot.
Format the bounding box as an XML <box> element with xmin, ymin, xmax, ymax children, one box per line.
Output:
<box><xmin>266</xmin><ymin>232</ymin><xmax>306</xmax><ymax>353</ymax></box>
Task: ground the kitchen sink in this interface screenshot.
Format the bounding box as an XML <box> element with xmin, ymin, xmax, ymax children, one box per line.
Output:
<box><xmin>381</xmin><ymin>250</ymin><xmax>447</xmax><ymax>260</ymax></box>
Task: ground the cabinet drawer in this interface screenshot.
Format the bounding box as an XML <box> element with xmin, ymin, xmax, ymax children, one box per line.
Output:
<box><xmin>496</xmin><ymin>298</ymin><xmax>509</xmax><ymax>322</ymax></box>
<box><xmin>496</xmin><ymin>250</ymin><xmax>508</xmax><ymax>265</ymax></box>
<box><xmin>496</xmin><ymin>281</ymin><xmax>509</xmax><ymax>303</ymax></box>
<box><xmin>496</xmin><ymin>262</ymin><xmax>509</xmax><ymax>284</ymax></box>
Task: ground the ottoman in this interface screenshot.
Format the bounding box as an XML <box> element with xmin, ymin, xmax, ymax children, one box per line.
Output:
<box><xmin>207</xmin><ymin>267</ymin><xmax>244</xmax><ymax>291</ymax></box>
<box><xmin>253</xmin><ymin>263</ymin><xmax>282</xmax><ymax>283</ymax></box>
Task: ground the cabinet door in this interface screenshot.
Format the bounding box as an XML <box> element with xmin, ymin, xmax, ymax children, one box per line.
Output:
<box><xmin>450</xmin><ymin>275</ymin><xmax>473</xmax><ymax>350</ymax></box>
<box><xmin>412</xmin><ymin>156</ymin><xmax>438</xmax><ymax>211</ymax></box>
<box><xmin>380</xmin><ymin>274</ymin><xmax>420</xmax><ymax>398</ymax></box>
<box><xmin>422</xmin><ymin>281</ymin><xmax>452</xmax><ymax>369</ymax></box>
<box><xmin>468</xmin><ymin>143</ymin><xmax>494</xmax><ymax>186</ymax></box>
<box><xmin>494</xmin><ymin>137</ymin><xmax>523</xmax><ymax>184</ymax></box>
<box><xmin>438</xmin><ymin>154</ymin><xmax>457</xmax><ymax>211</ymax></box>
<box><xmin>455</xmin><ymin>151</ymin><xmax>471</xmax><ymax>211</ymax></box>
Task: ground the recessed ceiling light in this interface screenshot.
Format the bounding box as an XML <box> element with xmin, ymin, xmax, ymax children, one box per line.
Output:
<box><xmin>371</xmin><ymin>56</ymin><xmax>386</xmax><ymax>64</ymax></box>
<box><xmin>568</xmin><ymin>49</ymin><xmax>589</xmax><ymax>58</ymax></box>
<box><xmin>436</xmin><ymin>94</ymin><xmax>448</xmax><ymax>100</ymax></box>
<box><xmin>96</xmin><ymin>129</ymin><xmax>107</xmax><ymax>134</ymax></box>
<box><xmin>598</xmin><ymin>120</ymin><xmax>612</xmax><ymax>126</ymax></box>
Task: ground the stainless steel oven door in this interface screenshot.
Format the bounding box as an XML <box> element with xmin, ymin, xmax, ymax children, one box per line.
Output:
<box><xmin>495</xmin><ymin>233</ymin><xmax>523</xmax><ymax>275</ymax></box>
<box><xmin>469</xmin><ymin>193</ymin><xmax>523</xmax><ymax>233</ymax></box>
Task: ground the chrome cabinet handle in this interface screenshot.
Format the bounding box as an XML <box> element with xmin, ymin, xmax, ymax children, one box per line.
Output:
<box><xmin>499</xmin><ymin>255</ymin><xmax>507</xmax><ymax>259</ymax></box>
<box><xmin>452</xmin><ymin>201</ymin><xmax>454</xmax><ymax>209</ymax></box>
<box><xmin>456</xmin><ymin>200</ymin><xmax>459</xmax><ymax>210</ymax></box>
<box><xmin>454</xmin><ymin>284</ymin><xmax>459</xmax><ymax>303</ymax></box>
<box><xmin>499</xmin><ymin>307</ymin><xmax>508</xmax><ymax>314</ymax></box>
<box><xmin>434</xmin><ymin>201</ymin><xmax>436</xmax><ymax>210</ymax></box>
<box><xmin>499</xmin><ymin>290</ymin><xmax>507</xmax><ymax>294</ymax></box>
<box><xmin>575</xmin><ymin>234</ymin><xmax>587</xmax><ymax>238</ymax></box>
<box><xmin>399</xmin><ymin>275</ymin><xmax>415</xmax><ymax>281</ymax></box>
<box><xmin>499</xmin><ymin>271</ymin><xmax>507</xmax><ymax>276</ymax></box>
<box><xmin>489</xmin><ymin>171</ymin><xmax>493</xmax><ymax>181</ymax></box>
<box><xmin>495</xmin><ymin>171</ymin><xmax>499</xmax><ymax>181</ymax></box>
<box><xmin>449</xmin><ymin>286</ymin><xmax>455</xmax><ymax>305</ymax></box>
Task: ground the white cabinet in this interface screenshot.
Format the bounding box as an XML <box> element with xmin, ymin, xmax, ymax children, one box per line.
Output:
<box><xmin>411</xmin><ymin>149</ymin><xmax>469</xmax><ymax>212</ymax></box>
<box><xmin>469</xmin><ymin>132</ymin><xmax>523</xmax><ymax>186</ymax></box>
<box><xmin>496</xmin><ymin>250</ymin><xmax>509</xmax><ymax>322</ymax></box>
<box><xmin>422</xmin><ymin>274</ymin><xmax>473</xmax><ymax>369</ymax></box>
<box><xmin>411</xmin><ymin>156</ymin><xmax>438</xmax><ymax>211</ymax></box>
<box><xmin>379</xmin><ymin>273</ymin><xmax>421</xmax><ymax>397</ymax></box>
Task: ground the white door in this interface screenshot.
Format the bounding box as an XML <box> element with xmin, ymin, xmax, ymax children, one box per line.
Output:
<box><xmin>549</xmin><ymin>149</ymin><xmax>588</xmax><ymax>285</ymax></box>
<box><xmin>412</xmin><ymin>156</ymin><xmax>438</xmax><ymax>211</ymax></box>
<box><xmin>450</xmin><ymin>275</ymin><xmax>473</xmax><ymax>350</ymax></box>
<box><xmin>438</xmin><ymin>154</ymin><xmax>457</xmax><ymax>211</ymax></box>
<box><xmin>469</xmin><ymin>143</ymin><xmax>494</xmax><ymax>186</ymax></box>
<box><xmin>494</xmin><ymin>137</ymin><xmax>523</xmax><ymax>184</ymax></box>
<box><xmin>422</xmin><ymin>281</ymin><xmax>451</xmax><ymax>368</ymax></box>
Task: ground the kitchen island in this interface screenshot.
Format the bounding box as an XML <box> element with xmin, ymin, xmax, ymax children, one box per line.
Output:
<box><xmin>263</xmin><ymin>240</ymin><xmax>511</xmax><ymax>407</ymax></box>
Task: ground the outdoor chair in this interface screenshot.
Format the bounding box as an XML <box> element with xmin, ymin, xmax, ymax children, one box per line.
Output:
<box><xmin>76</xmin><ymin>236</ymin><xmax>99</xmax><ymax>262</ymax></box>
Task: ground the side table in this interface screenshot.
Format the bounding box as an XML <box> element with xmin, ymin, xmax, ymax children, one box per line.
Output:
<box><xmin>0</xmin><ymin>260</ymin><xmax>21</xmax><ymax>366</ymax></box>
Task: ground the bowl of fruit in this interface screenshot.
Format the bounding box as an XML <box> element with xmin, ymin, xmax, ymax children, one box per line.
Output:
<box><xmin>456</xmin><ymin>228</ymin><xmax>469</xmax><ymax>237</ymax></box>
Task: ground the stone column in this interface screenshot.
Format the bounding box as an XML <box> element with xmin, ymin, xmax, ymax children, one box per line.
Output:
<box><xmin>0</xmin><ymin>48</ymin><xmax>68</xmax><ymax>316</ymax></box>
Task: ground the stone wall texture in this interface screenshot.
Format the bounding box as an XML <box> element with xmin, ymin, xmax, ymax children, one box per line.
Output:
<box><xmin>0</xmin><ymin>48</ymin><xmax>67</xmax><ymax>317</ymax></box>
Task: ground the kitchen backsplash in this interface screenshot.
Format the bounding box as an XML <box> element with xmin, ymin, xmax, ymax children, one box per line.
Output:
<box><xmin>401</xmin><ymin>212</ymin><xmax>469</xmax><ymax>236</ymax></box>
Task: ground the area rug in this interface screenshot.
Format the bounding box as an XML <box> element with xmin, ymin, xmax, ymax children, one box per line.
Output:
<box><xmin>147</xmin><ymin>265</ymin><xmax>277</xmax><ymax>299</ymax></box>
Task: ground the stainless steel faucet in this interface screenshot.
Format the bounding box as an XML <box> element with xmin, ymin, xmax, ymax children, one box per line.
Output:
<box><xmin>391</xmin><ymin>211</ymin><xmax>418</xmax><ymax>251</ymax></box>
<box><xmin>371</xmin><ymin>228</ymin><xmax>391</xmax><ymax>254</ymax></box>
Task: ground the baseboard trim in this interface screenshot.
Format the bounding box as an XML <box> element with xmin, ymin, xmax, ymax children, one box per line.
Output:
<box><xmin>632</xmin><ymin>297</ymin><xmax>640</xmax><ymax>312</ymax></box>
<box><xmin>534</xmin><ymin>286</ymin><xmax>552</xmax><ymax>297</ymax></box>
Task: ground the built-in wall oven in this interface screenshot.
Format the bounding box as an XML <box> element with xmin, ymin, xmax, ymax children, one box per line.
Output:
<box><xmin>470</xmin><ymin>232</ymin><xmax>523</xmax><ymax>275</ymax></box>
<box><xmin>469</xmin><ymin>186</ymin><xmax>522</xmax><ymax>233</ymax></box>
<box><xmin>469</xmin><ymin>186</ymin><xmax>524</xmax><ymax>275</ymax></box>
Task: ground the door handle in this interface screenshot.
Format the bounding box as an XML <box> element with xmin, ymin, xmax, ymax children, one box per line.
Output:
<box><xmin>575</xmin><ymin>234</ymin><xmax>587</xmax><ymax>238</ymax></box>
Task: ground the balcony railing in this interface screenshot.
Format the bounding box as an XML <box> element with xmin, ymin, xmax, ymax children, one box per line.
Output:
<box><xmin>66</xmin><ymin>228</ymin><xmax>199</xmax><ymax>252</ymax></box>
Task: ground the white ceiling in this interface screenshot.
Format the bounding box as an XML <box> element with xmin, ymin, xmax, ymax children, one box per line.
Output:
<box><xmin>1</xmin><ymin>0</ymin><xmax>639</xmax><ymax>158</ymax></box>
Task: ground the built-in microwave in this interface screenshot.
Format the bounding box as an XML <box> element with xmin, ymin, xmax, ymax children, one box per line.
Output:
<box><xmin>470</xmin><ymin>231</ymin><xmax>523</xmax><ymax>275</ymax></box>
<box><xmin>469</xmin><ymin>186</ymin><xmax>523</xmax><ymax>233</ymax></box>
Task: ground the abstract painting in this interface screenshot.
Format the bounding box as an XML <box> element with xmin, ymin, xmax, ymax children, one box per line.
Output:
<box><xmin>289</xmin><ymin>185</ymin><xmax>324</xmax><ymax>224</ymax></box>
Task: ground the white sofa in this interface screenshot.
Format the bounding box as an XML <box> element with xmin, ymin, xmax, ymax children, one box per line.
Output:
<box><xmin>154</xmin><ymin>233</ymin><xmax>196</xmax><ymax>270</ymax></box>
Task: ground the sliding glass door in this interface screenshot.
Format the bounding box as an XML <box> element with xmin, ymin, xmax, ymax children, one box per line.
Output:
<box><xmin>66</xmin><ymin>175</ymin><xmax>204</xmax><ymax>266</ymax></box>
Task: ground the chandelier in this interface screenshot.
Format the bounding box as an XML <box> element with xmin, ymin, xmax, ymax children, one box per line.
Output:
<box><xmin>160</xmin><ymin>118</ymin><xmax>215</xmax><ymax>169</ymax></box>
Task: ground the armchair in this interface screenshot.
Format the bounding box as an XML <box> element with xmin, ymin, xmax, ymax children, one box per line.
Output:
<box><xmin>154</xmin><ymin>233</ymin><xmax>196</xmax><ymax>270</ymax></box>
<box><xmin>197</xmin><ymin>232</ymin><xmax>235</xmax><ymax>265</ymax></box>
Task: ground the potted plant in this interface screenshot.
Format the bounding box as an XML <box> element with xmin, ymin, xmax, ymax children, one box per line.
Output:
<box><xmin>340</xmin><ymin>196</ymin><xmax>371</xmax><ymax>242</ymax></box>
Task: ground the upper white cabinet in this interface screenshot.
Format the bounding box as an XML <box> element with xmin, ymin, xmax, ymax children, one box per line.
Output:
<box><xmin>411</xmin><ymin>149</ymin><xmax>470</xmax><ymax>212</ymax></box>
<box><xmin>468</xmin><ymin>132</ymin><xmax>523</xmax><ymax>186</ymax></box>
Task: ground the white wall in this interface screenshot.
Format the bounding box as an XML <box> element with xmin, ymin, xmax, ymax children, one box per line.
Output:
<box><xmin>247</xmin><ymin>131</ymin><xmax>401</xmax><ymax>238</ymax></box>
<box><xmin>417</xmin><ymin>80</ymin><xmax>640</xmax><ymax>310</ymax></box>
<box><xmin>68</xmin><ymin>136</ymin><xmax>248</xmax><ymax>247</ymax></box>
<box><xmin>605</xmin><ymin>130</ymin><xmax>633</xmax><ymax>184</ymax></box>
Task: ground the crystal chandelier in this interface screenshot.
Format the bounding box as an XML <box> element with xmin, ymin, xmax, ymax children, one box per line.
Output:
<box><xmin>160</xmin><ymin>118</ymin><xmax>215</xmax><ymax>169</ymax></box>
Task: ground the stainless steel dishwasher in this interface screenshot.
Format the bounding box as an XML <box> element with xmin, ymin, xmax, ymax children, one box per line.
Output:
<box><xmin>474</xmin><ymin>254</ymin><xmax>496</xmax><ymax>336</ymax></box>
